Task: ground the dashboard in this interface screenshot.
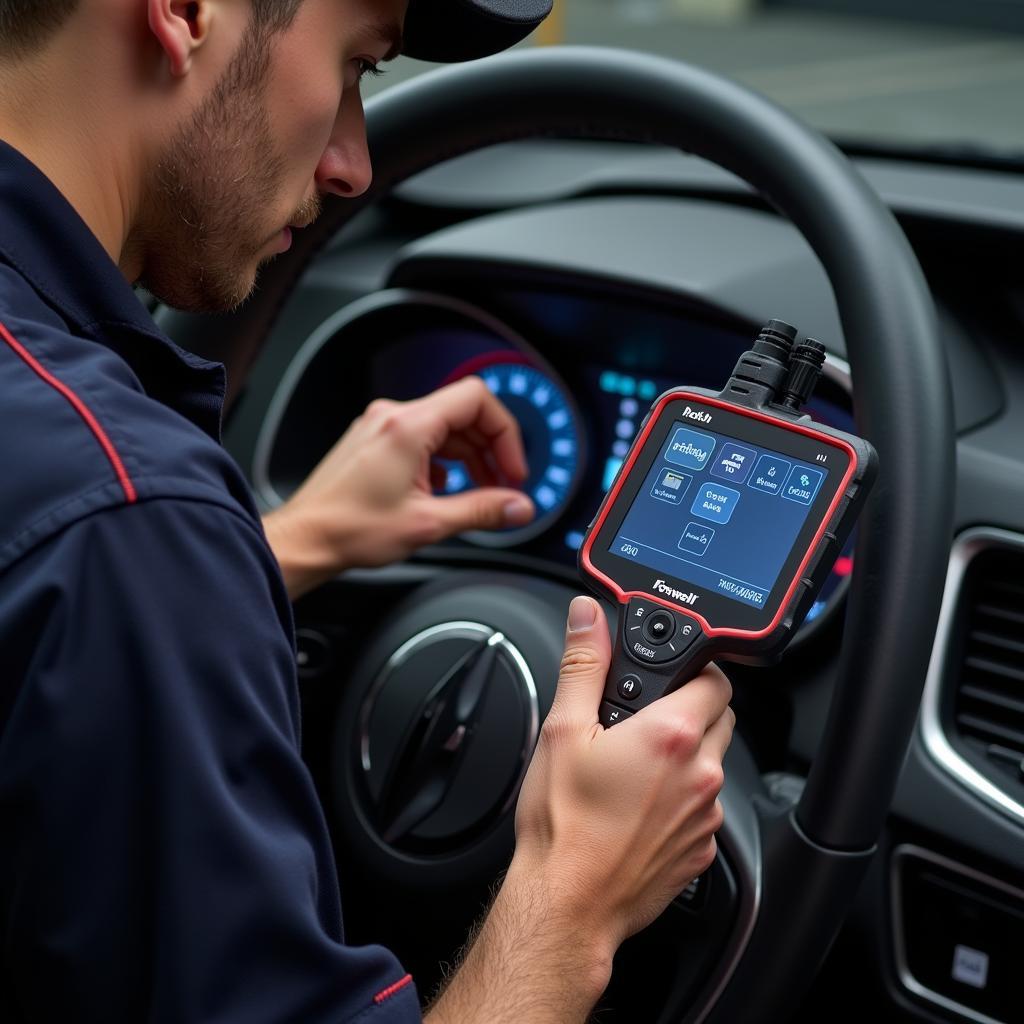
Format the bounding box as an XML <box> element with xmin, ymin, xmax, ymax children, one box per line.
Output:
<box><xmin>252</xmin><ymin>281</ymin><xmax>858</xmax><ymax>635</ymax></box>
<box><xmin>206</xmin><ymin>138</ymin><xmax>1024</xmax><ymax>1024</ymax></box>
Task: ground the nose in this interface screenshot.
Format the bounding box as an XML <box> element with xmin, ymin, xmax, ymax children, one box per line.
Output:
<box><xmin>314</xmin><ymin>88</ymin><xmax>372</xmax><ymax>198</ymax></box>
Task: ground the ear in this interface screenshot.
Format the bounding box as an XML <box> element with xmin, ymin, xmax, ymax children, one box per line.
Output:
<box><xmin>147</xmin><ymin>0</ymin><xmax>212</xmax><ymax>78</ymax></box>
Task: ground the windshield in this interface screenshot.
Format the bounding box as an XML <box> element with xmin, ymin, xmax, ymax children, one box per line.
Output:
<box><xmin>368</xmin><ymin>2</ymin><xmax>1024</xmax><ymax>163</ymax></box>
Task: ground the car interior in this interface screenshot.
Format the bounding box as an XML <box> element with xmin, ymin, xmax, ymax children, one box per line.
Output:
<box><xmin>156</xmin><ymin>6</ymin><xmax>1024</xmax><ymax>1022</ymax></box>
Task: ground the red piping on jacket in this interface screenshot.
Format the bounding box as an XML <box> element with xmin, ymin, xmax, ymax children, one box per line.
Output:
<box><xmin>0</xmin><ymin>319</ymin><xmax>137</xmax><ymax>503</ymax></box>
<box><xmin>374</xmin><ymin>974</ymin><xmax>413</xmax><ymax>1005</ymax></box>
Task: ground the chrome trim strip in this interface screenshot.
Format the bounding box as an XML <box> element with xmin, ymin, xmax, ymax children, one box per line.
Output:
<box><xmin>920</xmin><ymin>527</ymin><xmax>1024</xmax><ymax>828</ymax></box>
<box><xmin>822</xmin><ymin>350</ymin><xmax>852</xmax><ymax>391</ymax></box>
<box><xmin>690</xmin><ymin>821</ymin><xmax>763</xmax><ymax>1024</ymax></box>
<box><xmin>891</xmin><ymin>843</ymin><xmax>1020</xmax><ymax>1024</ymax></box>
<box><xmin>496</xmin><ymin>630</ymin><xmax>541</xmax><ymax>814</ymax></box>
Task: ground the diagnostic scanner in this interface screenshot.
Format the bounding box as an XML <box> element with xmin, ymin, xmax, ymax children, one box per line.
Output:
<box><xmin>578</xmin><ymin>320</ymin><xmax>878</xmax><ymax>727</ymax></box>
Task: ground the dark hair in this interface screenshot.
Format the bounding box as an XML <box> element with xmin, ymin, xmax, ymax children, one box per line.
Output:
<box><xmin>0</xmin><ymin>0</ymin><xmax>304</xmax><ymax>58</ymax></box>
<box><xmin>251</xmin><ymin>0</ymin><xmax>304</xmax><ymax>34</ymax></box>
<box><xmin>0</xmin><ymin>0</ymin><xmax>78</xmax><ymax>56</ymax></box>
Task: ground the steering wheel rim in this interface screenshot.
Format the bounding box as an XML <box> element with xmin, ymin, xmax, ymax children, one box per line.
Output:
<box><xmin>167</xmin><ymin>46</ymin><xmax>954</xmax><ymax>1021</ymax></box>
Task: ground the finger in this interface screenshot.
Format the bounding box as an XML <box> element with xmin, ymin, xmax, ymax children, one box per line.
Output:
<box><xmin>548</xmin><ymin>596</ymin><xmax>612</xmax><ymax>727</ymax></box>
<box><xmin>448</xmin><ymin>426</ymin><xmax>512</xmax><ymax>484</ymax></box>
<box><xmin>466</xmin><ymin>452</ymin><xmax>498</xmax><ymax>489</ymax></box>
<box><xmin>413</xmin><ymin>378</ymin><xmax>528</xmax><ymax>484</ymax></box>
<box><xmin>429</xmin><ymin>462</ymin><xmax>448</xmax><ymax>491</ymax></box>
<box><xmin>459</xmin><ymin>450</ymin><xmax>498</xmax><ymax>489</ymax></box>
<box><xmin>428</xmin><ymin>487</ymin><xmax>535</xmax><ymax>536</ymax></box>
<box><xmin>637</xmin><ymin>662</ymin><xmax>732</xmax><ymax>733</ymax></box>
<box><xmin>444</xmin><ymin>423</ymin><xmax>490</xmax><ymax>454</ymax></box>
<box><xmin>435</xmin><ymin>439</ymin><xmax>500</xmax><ymax>488</ymax></box>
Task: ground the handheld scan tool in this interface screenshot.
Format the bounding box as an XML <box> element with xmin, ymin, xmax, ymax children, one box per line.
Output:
<box><xmin>579</xmin><ymin>320</ymin><xmax>878</xmax><ymax>727</ymax></box>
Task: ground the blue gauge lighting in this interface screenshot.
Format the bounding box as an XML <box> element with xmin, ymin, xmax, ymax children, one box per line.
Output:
<box><xmin>440</xmin><ymin>361</ymin><xmax>581</xmax><ymax>535</ymax></box>
<box><xmin>603</xmin><ymin>456</ymin><xmax>624</xmax><ymax>492</ymax></box>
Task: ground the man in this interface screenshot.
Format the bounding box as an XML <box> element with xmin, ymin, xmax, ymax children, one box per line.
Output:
<box><xmin>0</xmin><ymin>1</ymin><xmax>734</xmax><ymax>1021</ymax></box>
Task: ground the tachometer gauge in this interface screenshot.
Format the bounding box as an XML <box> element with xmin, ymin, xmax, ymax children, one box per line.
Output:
<box><xmin>442</xmin><ymin>353</ymin><xmax>585</xmax><ymax>547</ymax></box>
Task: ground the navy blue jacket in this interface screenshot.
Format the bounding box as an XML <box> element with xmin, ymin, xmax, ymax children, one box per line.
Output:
<box><xmin>0</xmin><ymin>141</ymin><xmax>420</xmax><ymax>1023</ymax></box>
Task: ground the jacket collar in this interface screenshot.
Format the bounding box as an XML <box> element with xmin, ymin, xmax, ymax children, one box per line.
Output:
<box><xmin>0</xmin><ymin>139</ymin><xmax>227</xmax><ymax>439</ymax></box>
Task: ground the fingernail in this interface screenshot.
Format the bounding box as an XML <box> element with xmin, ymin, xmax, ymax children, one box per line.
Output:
<box><xmin>503</xmin><ymin>496</ymin><xmax>534</xmax><ymax>527</ymax></box>
<box><xmin>568</xmin><ymin>596</ymin><xmax>597</xmax><ymax>632</ymax></box>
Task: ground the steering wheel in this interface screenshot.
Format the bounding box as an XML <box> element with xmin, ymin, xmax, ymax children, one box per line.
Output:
<box><xmin>161</xmin><ymin>47</ymin><xmax>953</xmax><ymax>1022</ymax></box>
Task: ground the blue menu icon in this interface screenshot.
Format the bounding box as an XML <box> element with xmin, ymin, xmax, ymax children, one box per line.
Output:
<box><xmin>691</xmin><ymin>482</ymin><xmax>741</xmax><ymax>525</ymax></box>
<box><xmin>678</xmin><ymin>522</ymin><xmax>715</xmax><ymax>557</ymax></box>
<box><xmin>747</xmin><ymin>455</ymin><xmax>791</xmax><ymax>496</ymax></box>
<box><xmin>710</xmin><ymin>443</ymin><xmax>757</xmax><ymax>484</ymax></box>
<box><xmin>664</xmin><ymin>426</ymin><xmax>716</xmax><ymax>471</ymax></box>
<box><xmin>782</xmin><ymin>464</ymin><xmax>826</xmax><ymax>505</ymax></box>
<box><xmin>650</xmin><ymin>468</ymin><xmax>692</xmax><ymax>505</ymax></box>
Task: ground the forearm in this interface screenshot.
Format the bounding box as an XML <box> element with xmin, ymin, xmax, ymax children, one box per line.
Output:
<box><xmin>424</xmin><ymin>859</ymin><xmax>615</xmax><ymax>1024</ymax></box>
<box><xmin>262</xmin><ymin>507</ymin><xmax>338</xmax><ymax>601</ymax></box>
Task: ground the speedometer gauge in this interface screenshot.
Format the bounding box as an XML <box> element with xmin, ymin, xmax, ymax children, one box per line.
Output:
<box><xmin>443</xmin><ymin>354</ymin><xmax>584</xmax><ymax>547</ymax></box>
<box><xmin>253</xmin><ymin>288</ymin><xmax>587</xmax><ymax>551</ymax></box>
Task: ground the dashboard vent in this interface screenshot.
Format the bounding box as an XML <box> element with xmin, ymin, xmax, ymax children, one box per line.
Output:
<box><xmin>952</xmin><ymin>548</ymin><xmax>1024</xmax><ymax>786</ymax></box>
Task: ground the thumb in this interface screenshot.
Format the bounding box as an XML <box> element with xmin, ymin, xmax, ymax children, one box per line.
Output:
<box><xmin>432</xmin><ymin>488</ymin><xmax>535</xmax><ymax>535</ymax></box>
<box><xmin>550</xmin><ymin>596</ymin><xmax>613</xmax><ymax>727</ymax></box>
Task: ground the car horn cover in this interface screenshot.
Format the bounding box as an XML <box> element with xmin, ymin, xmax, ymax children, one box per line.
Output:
<box><xmin>403</xmin><ymin>0</ymin><xmax>553</xmax><ymax>63</ymax></box>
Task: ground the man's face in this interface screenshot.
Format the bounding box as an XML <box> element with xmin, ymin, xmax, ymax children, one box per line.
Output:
<box><xmin>136</xmin><ymin>0</ymin><xmax>405</xmax><ymax>313</ymax></box>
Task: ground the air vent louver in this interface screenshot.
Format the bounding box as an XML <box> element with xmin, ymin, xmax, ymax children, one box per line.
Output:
<box><xmin>953</xmin><ymin>551</ymin><xmax>1024</xmax><ymax>786</ymax></box>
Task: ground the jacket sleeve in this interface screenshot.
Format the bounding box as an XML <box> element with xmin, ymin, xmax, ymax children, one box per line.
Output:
<box><xmin>0</xmin><ymin>497</ymin><xmax>421</xmax><ymax>1024</ymax></box>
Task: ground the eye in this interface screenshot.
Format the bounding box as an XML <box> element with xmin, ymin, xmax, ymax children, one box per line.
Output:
<box><xmin>356</xmin><ymin>58</ymin><xmax>386</xmax><ymax>81</ymax></box>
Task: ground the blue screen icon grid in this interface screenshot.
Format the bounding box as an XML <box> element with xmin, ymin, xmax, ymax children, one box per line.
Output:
<box><xmin>610</xmin><ymin>419</ymin><xmax>830</xmax><ymax>609</ymax></box>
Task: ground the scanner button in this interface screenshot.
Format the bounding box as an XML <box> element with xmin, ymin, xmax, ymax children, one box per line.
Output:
<box><xmin>599</xmin><ymin>701</ymin><xmax>634</xmax><ymax>728</ymax></box>
<box><xmin>646</xmin><ymin>616</ymin><xmax>702</xmax><ymax>664</ymax></box>
<box><xmin>627</xmin><ymin>639</ymin><xmax>660</xmax><ymax>664</ymax></box>
<box><xmin>642</xmin><ymin>610</ymin><xmax>676</xmax><ymax>646</ymax></box>
<box><xmin>624</xmin><ymin>599</ymin><xmax>702</xmax><ymax>665</ymax></box>
<box><xmin>624</xmin><ymin>598</ymin><xmax>660</xmax><ymax>644</ymax></box>
<box><xmin>626</xmin><ymin>597</ymin><xmax>658</xmax><ymax>621</ymax></box>
<box><xmin>676</xmin><ymin>617</ymin><xmax>699</xmax><ymax>644</ymax></box>
<box><xmin>617</xmin><ymin>675</ymin><xmax>643</xmax><ymax>701</ymax></box>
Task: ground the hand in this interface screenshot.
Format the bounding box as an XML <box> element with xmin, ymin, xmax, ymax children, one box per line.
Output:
<box><xmin>262</xmin><ymin>377</ymin><xmax>534</xmax><ymax>599</ymax></box>
<box><xmin>424</xmin><ymin>596</ymin><xmax>733</xmax><ymax>1024</ymax></box>
<box><xmin>513</xmin><ymin>595</ymin><xmax>734</xmax><ymax>947</ymax></box>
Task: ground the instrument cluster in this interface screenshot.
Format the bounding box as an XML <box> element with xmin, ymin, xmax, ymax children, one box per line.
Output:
<box><xmin>255</xmin><ymin>283</ymin><xmax>857</xmax><ymax>638</ymax></box>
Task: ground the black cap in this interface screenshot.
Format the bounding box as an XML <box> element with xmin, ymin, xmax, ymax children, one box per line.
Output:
<box><xmin>403</xmin><ymin>0</ymin><xmax>554</xmax><ymax>63</ymax></box>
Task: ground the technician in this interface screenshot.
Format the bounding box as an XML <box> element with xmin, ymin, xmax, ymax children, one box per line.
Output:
<box><xmin>0</xmin><ymin>1</ymin><xmax>734</xmax><ymax>1021</ymax></box>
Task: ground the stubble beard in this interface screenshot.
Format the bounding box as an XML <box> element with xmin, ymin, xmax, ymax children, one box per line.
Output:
<box><xmin>134</xmin><ymin>27</ymin><xmax>291</xmax><ymax>313</ymax></box>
